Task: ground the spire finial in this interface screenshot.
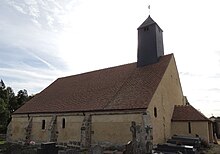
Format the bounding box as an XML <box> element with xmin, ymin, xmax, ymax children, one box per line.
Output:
<box><xmin>148</xmin><ymin>5</ymin><xmax>151</xmax><ymax>15</ymax></box>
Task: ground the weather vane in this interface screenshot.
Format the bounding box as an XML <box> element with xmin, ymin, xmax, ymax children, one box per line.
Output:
<box><xmin>148</xmin><ymin>5</ymin><xmax>151</xmax><ymax>15</ymax></box>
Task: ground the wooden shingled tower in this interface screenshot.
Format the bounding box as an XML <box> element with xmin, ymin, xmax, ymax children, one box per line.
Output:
<box><xmin>137</xmin><ymin>16</ymin><xmax>164</xmax><ymax>67</ymax></box>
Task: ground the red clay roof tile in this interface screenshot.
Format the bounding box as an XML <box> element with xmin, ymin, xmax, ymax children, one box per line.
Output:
<box><xmin>14</xmin><ymin>54</ymin><xmax>173</xmax><ymax>114</ymax></box>
<box><xmin>172</xmin><ymin>105</ymin><xmax>210</xmax><ymax>121</ymax></box>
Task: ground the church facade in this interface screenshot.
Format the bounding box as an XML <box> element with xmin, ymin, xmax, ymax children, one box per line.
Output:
<box><xmin>7</xmin><ymin>16</ymin><xmax>213</xmax><ymax>146</ymax></box>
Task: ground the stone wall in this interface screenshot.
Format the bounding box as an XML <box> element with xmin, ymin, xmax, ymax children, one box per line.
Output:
<box><xmin>171</xmin><ymin>121</ymin><xmax>211</xmax><ymax>142</ymax></box>
<box><xmin>91</xmin><ymin>113</ymin><xmax>142</xmax><ymax>144</ymax></box>
<box><xmin>8</xmin><ymin>115</ymin><xmax>29</xmax><ymax>142</ymax></box>
<box><xmin>31</xmin><ymin>115</ymin><xmax>53</xmax><ymax>142</ymax></box>
<box><xmin>57</xmin><ymin>115</ymin><xmax>83</xmax><ymax>143</ymax></box>
<box><xmin>9</xmin><ymin>112</ymin><xmax>144</xmax><ymax>145</ymax></box>
<box><xmin>147</xmin><ymin>56</ymin><xmax>185</xmax><ymax>144</ymax></box>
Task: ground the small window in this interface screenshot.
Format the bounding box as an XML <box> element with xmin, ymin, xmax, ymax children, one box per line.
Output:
<box><xmin>42</xmin><ymin>120</ymin><xmax>46</xmax><ymax>130</ymax></box>
<box><xmin>154</xmin><ymin>107</ymin><xmax>157</xmax><ymax>118</ymax></box>
<box><xmin>144</xmin><ymin>27</ymin><xmax>149</xmax><ymax>31</ymax></box>
<box><xmin>62</xmin><ymin>118</ymin><xmax>66</xmax><ymax>128</ymax></box>
<box><xmin>188</xmin><ymin>122</ymin><xmax>191</xmax><ymax>134</ymax></box>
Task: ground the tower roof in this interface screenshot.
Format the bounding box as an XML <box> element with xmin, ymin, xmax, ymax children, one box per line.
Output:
<box><xmin>138</xmin><ymin>15</ymin><xmax>163</xmax><ymax>31</ymax></box>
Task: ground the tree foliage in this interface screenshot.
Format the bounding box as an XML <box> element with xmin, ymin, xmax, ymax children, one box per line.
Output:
<box><xmin>0</xmin><ymin>79</ymin><xmax>34</xmax><ymax>133</ymax></box>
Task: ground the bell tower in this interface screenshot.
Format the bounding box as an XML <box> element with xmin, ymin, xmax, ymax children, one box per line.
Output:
<box><xmin>137</xmin><ymin>16</ymin><xmax>164</xmax><ymax>67</ymax></box>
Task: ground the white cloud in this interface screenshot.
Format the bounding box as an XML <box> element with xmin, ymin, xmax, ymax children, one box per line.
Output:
<box><xmin>0</xmin><ymin>66</ymin><xmax>61</xmax><ymax>94</ymax></box>
<box><xmin>12</xmin><ymin>4</ymin><xmax>27</xmax><ymax>14</ymax></box>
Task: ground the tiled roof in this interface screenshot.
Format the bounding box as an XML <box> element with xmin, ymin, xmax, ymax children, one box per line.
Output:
<box><xmin>14</xmin><ymin>54</ymin><xmax>173</xmax><ymax>114</ymax></box>
<box><xmin>138</xmin><ymin>15</ymin><xmax>163</xmax><ymax>31</ymax></box>
<box><xmin>172</xmin><ymin>105</ymin><xmax>210</xmax><ymax>121</ymax></box>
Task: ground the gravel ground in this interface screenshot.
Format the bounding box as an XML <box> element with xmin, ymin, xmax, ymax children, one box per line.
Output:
<box><xmin>201</xmin><ymin>144</ymin><xmax>220</xmax><ymax>154</ymax></box>
<box><xmin>1</xmin><ymin>142</ymin><xmax>220</xmax><ymax>154</ymax></box>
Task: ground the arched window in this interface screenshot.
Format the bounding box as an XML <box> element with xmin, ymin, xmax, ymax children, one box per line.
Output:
<box><xmin>42</xmin><ymin>120</ymin><xmax>46</xmax><ymax>130</ymax></box>
<box><xmin>62</xmin><ymin>118</ymin><xmax>66</xmax><ymax>128</ymax></box>
<box><xmin>154</xmin><ymin>107</ymin><xmax>157</xmax><ymax>118</ymax></box>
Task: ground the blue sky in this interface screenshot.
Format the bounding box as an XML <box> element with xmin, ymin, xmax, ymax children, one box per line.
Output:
<box><xmin>0</xmin><ymin>0</ymin><xmax>220</xmax><ymax>117</ymax></box>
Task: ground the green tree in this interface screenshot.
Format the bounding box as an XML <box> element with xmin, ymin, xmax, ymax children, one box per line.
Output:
<box><xmin>0</xmin><ymin>80</ymin><xmax>7</xmax><ymax>101</ymax></box>
<box><xmin>0</xmin><ymin>79</ymin><xmax>5</xmax><ymax>89</ymax></box>
<box><xmin>0</xmin><ymin>79</ymin><xmax>34</xmax><ymax>133</ymax></box>
<box><xmin>17</xmin><ymin>89</ymin><xmax>28</xmax><ymax>107</ymax></box>
<box><xmin>7</xmin><ymin>87</ymin><xmax>17</xmax><ymax>113</ymax></box>
<box><xmin>0</xmin><ymin>97</ymin><xmax>9</xmax><ymax>133</ymax></box>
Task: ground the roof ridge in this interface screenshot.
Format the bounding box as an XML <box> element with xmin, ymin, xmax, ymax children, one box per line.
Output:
<box><xmin>58</xmin><ymin>54</ymin><xmax>174</xmax><ymax>80</ymax></box>
<box><xmin>58</xmin><ymin>62</ymin><xmax>136</xmax><ymax>80</ymax></box>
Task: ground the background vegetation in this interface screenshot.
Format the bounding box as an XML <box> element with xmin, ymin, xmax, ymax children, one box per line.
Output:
<box><xmin>0</xmin><ymin>79</ymin><xmax>34</xmax><ymax>134</ymax></box>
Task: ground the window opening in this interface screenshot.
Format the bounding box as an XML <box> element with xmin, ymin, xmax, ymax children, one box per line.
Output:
<box><xmin>144</xmin><ymin>27</ymin><xmax>149</xmax><ymax>31</ymax></box>
<box><xmin>62</xmin><ymin>118</ymin><xmax>66</xmax><ymax>128</ymax></box>
<box><xmin>154</xmin><ymin>107</ymin><xmax>157</xmax><ymax>118</ymax></box>
<box><xmin>42</xmin><ymin>120</ymin><xmax>46</xmax><ymax>130</ymax></box>
<box><xmin>188</xmin><ymin>122</ymin><xmax>191</xmax><ymax>134</ymax></box>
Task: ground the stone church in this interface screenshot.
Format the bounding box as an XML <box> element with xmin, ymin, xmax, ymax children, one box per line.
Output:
<box><xmin>7</xmin><ymin>15</ymin><xmax>213</xmax><ymax>147</ymax></box>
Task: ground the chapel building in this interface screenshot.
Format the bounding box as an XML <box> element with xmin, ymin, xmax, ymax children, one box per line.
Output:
<box><xmin>7</xmin><ymin>15</ymin><xmax>213</xmax><ymax>146</ymax></box>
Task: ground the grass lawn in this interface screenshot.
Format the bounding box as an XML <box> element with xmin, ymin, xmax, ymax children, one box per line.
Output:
<box><xmin>0</xmin><ymin>140</ymin><xmax>6</xmax><ymax>144</ymax></box>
